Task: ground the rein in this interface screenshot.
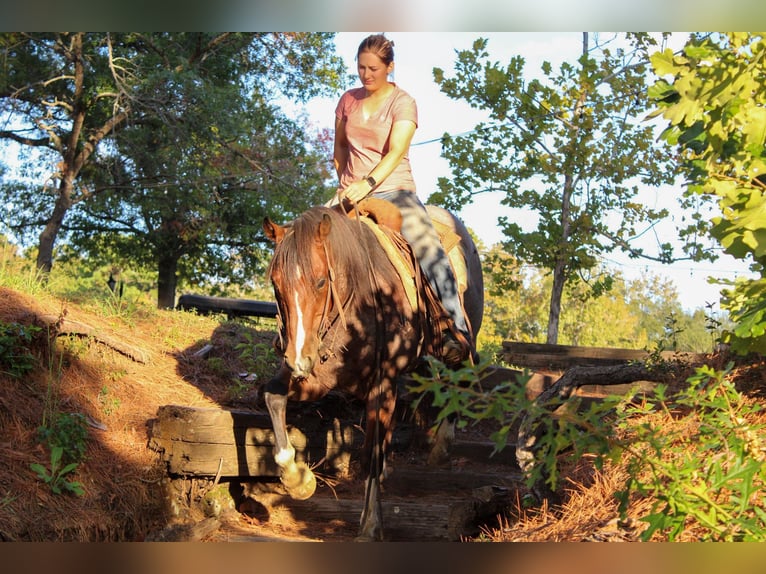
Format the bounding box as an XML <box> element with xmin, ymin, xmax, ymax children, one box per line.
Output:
<box><xmin>346</xmin><ymin>202</ymin><xmax>388</xmax><ymax>497</ymax></box>
<box><xmin>318</xmin><ymin>241</ymin><xmax>348</xmax><ymax>349</ymax></box>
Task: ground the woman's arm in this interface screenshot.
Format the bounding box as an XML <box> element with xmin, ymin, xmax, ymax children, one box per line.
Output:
<box><xmin>333</xmin><ymin>116</ymin><xmax>349</xmax><ymax>181</ymax></box>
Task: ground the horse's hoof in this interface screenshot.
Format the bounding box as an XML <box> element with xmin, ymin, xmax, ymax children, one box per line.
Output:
<box><xmin>354</xmin><ymin>529</ymin><xmax>383</xmax><ymax>542</ymax></box>
<box><xmin>281</xmin><ymin>462</ymin><xmax>316</xmax><ymax>500</ymax></box>
<box><xmin>427</xmin><ymin>445</ymin><xmax>450</xmax><ymax>467</ymax></box>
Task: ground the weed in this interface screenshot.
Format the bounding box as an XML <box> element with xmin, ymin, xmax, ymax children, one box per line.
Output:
<box><xmin>234</xmin><ymin>330</ymin><xmax>278</xmax><ymax>375</ymax></box>
<box><xmin>98</xmin><ymin>385</ymin><xmax>121</xmax><ymax>416</ymax></box>
<box><xmin>37</xmin><ymin>412</ymin><xmax>89</xmax><ymax>465</ymax></box>
<box><xmin>0</xmin><ymin>321</ymin><xmax>41</xmax><ymax>378</ymax></box>
<box><xmin>30</xmin><ymin>446</ymin><xmax>85</xmax><ymax>496</ymax></box>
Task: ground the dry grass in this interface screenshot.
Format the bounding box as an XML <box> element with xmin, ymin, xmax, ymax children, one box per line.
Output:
<box><xmin>479</xmin><ymin>374</ymin><xmax>766</xmax><ymax>543</ymax></box>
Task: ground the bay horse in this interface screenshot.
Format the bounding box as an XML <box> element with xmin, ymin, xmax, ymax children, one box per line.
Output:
<box><xmin>261</xmin><ymin>202</ymin><xmax>483</xmax><ymax>541</ymax></box>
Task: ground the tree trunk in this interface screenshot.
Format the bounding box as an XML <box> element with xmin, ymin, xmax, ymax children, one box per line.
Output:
<box><xmin>34</xmin><ymin>33</ymin><xmax>129</xmax><ymax>275</ymax></box>
<box><xmin>36</xmin><ymin>178</ymin><xmax>74</xmax><ymax>273</ymax></box>
<box><xmin>547</xmin><ymin>169</ymin><xmax>575</xmax><ymax>345</ymax></box>
<box><xmin>546</xmin><ymin>259</ymin><xmax>565</xmax><ymax>344</ymax></box>
<box><xmin>157</xmin><ymin>251</ymin><xmax>179</xmax><ymax>309</ymax></box>
<box><xmin>545</xmin><ymin>34</ymin><xmax>589</xmax><ymax>346</ymax></box>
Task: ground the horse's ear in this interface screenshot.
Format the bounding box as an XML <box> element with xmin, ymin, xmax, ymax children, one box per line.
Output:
<box><xmin>263</xmin><ymin>217</ymin><xmax>286</xmax><ymax>244</ymax></box>
<box><xmin>317</xmin><ymin>213</ymin><xmax>332</xmax><ymax>242</ymax></box>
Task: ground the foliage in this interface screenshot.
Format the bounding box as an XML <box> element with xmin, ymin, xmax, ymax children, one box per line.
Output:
<box><xmin>0</xmin><ymin>33</ymin><xmax>347</xmax><ymax>308</ymax></box>
<box><xmin>412</xmin><ymin>357</ymin><xmax>765</xmax><ymax>541</ymax></box>
<box><xmin>29</xmin><ymin>445</ymin><xmax>85</xmax><ymax>497</ymax></box>
<box><xmin>235</xmin><ymin>330</ymin><xmax>279</xmax><ymax>375</ymax></box>
<box><xmin>33</xmin><ymin>410</ymin><xmax>89</xmax><ymax>497</ymax></box>
<box><xmin>432</xmin><ymin>33</ymin><xmax>691</xmax><ymax>344</ymax></box>
<box><xmin>648</xmin><ymin>32</ymin><xmax>766</xmax><ymax>354</ymax></box>
<box><xmin>617</xmin><ymin>364</ymin><xmax>766</xmax><ymax>541</ymax></box>
<box><xmin>37</xmin><ymin>412</ymin><xmax>89</xmax><ymax>466</ymax></box>
<box><xmin>0</xmin><ymin>320</ymin><xmax>41</xmax><ymax>378</ymax></box>
<box><xmin>408</xmin><ymin>357</ymin><xmax>624</xmax><ymax>494</ymax></box>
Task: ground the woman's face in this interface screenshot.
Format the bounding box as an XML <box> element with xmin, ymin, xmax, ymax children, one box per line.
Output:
<box><xmin>357</xmin><ymin>51</ymin><xmax>393</xmax><ymax>94</ymax></box>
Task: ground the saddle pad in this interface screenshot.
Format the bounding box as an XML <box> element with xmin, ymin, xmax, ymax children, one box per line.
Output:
<box><xmin>358</xmin><ymin>217</ymin><xmax>419</xmax><ymax>310</ymax></box>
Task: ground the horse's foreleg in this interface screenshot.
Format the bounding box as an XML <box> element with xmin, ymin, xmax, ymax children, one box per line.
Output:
<box><xmin>263</xmin><ymin>377</ymin><xmax>316</xmax><ymax>500</ymax></box>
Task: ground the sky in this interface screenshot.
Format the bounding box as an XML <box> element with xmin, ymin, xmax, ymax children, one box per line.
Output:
<box><xmin>295</xmin><ymin>31</ymin><xmax>757</xmax><ymax>313</ymax></box>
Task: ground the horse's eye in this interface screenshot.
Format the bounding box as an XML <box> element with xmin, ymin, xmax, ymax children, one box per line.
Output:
<box><xmin>317</xmin><ymin>277</ymin><xmax>327</xmax><ymax>290</ymax></box>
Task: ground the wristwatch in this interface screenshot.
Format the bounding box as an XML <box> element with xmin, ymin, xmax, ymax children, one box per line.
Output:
<box><xmin>365</xmin><ymin>176</ymin><xmax>377</xmax><ymax>188</ymax></box>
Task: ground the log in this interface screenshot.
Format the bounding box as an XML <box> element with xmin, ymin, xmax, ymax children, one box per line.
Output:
<box><xmin>37</xmin><ymin>313</ymin><xmax>150</xmax><ymax>363</ymax></box>
<box><xmin>252</xmin><ymin>485</ymin><xmax>513</xmax><ymax>541</ymax></box>
<box><xmin>176</xmin><ymin>294</ymin><xmax>278</xmax><ymax>319</ymax></box>
<box><xmin>148</xmin><ymin>404</ymin><xmax>520</xmax><ymax>479</ymax></box>
<box><xmin>502</xmin><ymin>341</ymin><xmax>707</xmax><ymax>371</ymax></box>
<box><xmin>148</xmin><ymin>404</ymin><xmax>363</xmax><ymax>477</ymax></box>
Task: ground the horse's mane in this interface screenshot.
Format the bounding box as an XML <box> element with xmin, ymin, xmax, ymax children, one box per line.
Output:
<box><xmin>268</xmin><ymin>206</ymin><xmax>401</xmax><ymax>307</ymax></box>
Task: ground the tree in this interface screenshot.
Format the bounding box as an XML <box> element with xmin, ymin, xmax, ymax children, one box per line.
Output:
<box><xmin>649</xmin><ymin>32</ymin><xmax>766</xmax><ymax>354</ymax></box>
<box><xmin>431</xmin><ymin>33</ymin><xmax>684</xmax><ymax>344</ymax></box>
<box><xmin>0</xmin><ymin>33</ymin><xmax>131</xmax><ymax>274</ymax></box>
<box><xmin>1</xmin><ymin>33</ymin><xmax>345</xmax><ymax>307</ymax></box>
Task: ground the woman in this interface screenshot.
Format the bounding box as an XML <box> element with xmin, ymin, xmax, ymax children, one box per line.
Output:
<box><xmin>330</xmin><ymin>33</ymin><xmax>473</xmax><ymax>366</ymax></box>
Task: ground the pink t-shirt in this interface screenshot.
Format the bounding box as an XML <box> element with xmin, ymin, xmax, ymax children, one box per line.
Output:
<box><xmin>335</xmin><ymin>85</ymin><xmax>418</xmax><ymax>193</ymax></box>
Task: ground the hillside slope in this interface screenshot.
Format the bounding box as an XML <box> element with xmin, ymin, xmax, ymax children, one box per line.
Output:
<box><xmin>0</xmin><ymin>286</ymin><xmax>275</xmax><ymax>541</ymax></box>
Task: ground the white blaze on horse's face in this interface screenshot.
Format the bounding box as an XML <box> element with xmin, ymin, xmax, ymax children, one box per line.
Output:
<box><xmin>284</xmin><ymin>265</ymin><xmax>318</xmax><ymax>379</ymax></box>
<box><xmin>292</xmin><ymin>288</ymin><xmax>309</xmax><ymax>372</ymax></box>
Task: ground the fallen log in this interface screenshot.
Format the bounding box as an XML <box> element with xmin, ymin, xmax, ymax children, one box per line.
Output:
<box><xmin>37</xmin><ymin>313</ymin><xmax>150</xmax><ymax>363</ymax></box>
<box><xmin>503</xmin><ymin>340</ymin><xmax>707</xmax><ymax>371</ymax></box>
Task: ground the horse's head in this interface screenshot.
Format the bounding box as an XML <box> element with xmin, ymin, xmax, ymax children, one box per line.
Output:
<box><xmin>263</xmin><ymin>209</ymin><xmax>336</xmax><ymax>380</ymax></box>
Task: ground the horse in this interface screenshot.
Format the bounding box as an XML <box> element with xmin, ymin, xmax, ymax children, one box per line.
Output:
<box><xmin>261</xmin><ymin>202</ymin><xmax>483</xmax><ymax>541</ymax></box>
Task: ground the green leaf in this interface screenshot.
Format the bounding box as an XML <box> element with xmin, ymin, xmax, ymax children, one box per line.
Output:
<box><xmin>29</xmin><ymin>463</ymin><xmax>50</xmax><ymax>480</ymax></box>
<box><xmin>742</xmin><ymin>106</ymin><xmax>766</xmax><ymax>148</ymax></box>
<box><xmin>650</xmin><ymin>49</ymin><xmax>681</xmax><ymax>77</ymax></box>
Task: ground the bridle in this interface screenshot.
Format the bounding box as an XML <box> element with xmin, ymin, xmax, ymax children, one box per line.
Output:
<box><xmin>271</xmin><ymin>222</ymin><xmax>354</xmax><ymax>365</ymax></box>
<box><xmin>315</xmin><ymin>240</ymin><xmax>351</xmax><ymax>362</ymax></box>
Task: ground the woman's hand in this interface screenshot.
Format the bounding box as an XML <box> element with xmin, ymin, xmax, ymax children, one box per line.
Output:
<box><xmin>337</xmin><ymin>179</ymin><xmax>372</xmax><ymax>204</ymax></box>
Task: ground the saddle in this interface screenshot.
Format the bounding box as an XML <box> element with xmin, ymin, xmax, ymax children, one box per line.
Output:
<box><xmin>339</xmin><ymin>197</ymin><xmax>471</xmax><ymax>362</ymax></box>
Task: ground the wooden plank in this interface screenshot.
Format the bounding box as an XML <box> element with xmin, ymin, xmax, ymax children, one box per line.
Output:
<box><xmin>259</xmin><ymin>487</ymin><xmax>513</xmax><ymax>541</ymax></box>
<box><xmin>148</xmin><ymin>404</ymin><xmax>520</xmax><ymax>479</ymax></box>
<box><xmin>502</xmin><ymin>341</ymin><xmax>707</xmax><ymax>370</ymax></box>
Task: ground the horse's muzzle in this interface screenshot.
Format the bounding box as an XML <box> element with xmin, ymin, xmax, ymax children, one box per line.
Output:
<box><xmin>288</xmin><ymin>354</ymin><xmax>314</xmax><ymax>380</ymax></box>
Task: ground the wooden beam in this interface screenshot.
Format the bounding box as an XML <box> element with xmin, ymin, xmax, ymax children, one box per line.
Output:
<box><xmin>502</xmin><ymin>341</ymin><xmax>707</xmax><ymax>371</ymax></box>
<box><xmin>176</xmin><ymin>294</ymin><xmax>278</xmax><ymax>319</ymax></box>
<box><xmin>147</xmin><ymin>404</ymin><xmax>520</xmax><ymax>479</ymax></box>
<box><xmin>148</xmin><ymin>405</ymin><xmax>363</xmax><ymax>477</ymax></box>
